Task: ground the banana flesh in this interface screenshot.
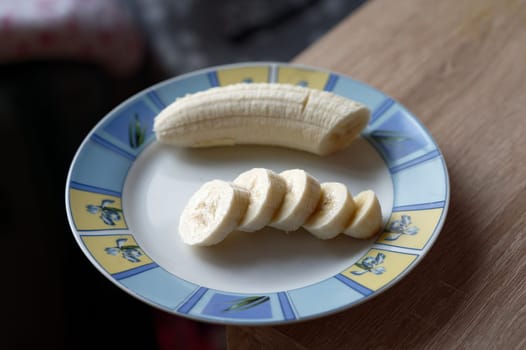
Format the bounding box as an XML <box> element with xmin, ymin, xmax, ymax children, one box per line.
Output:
<box><xmin>343</xmin><ymin>190</ymin><xmax>383</xmax><ymax>239</ymax></box>
<box><xmin>178</xmin><ymin>180</ymin><xmax>249</xmax><ymax>246</ymax></box>
<box><xmin>233</xmin><ymin>168</ymin><xmax>286</xmax><ymax>232</ymax></box>
<box><xmin>303</xmin><ymin>182</ymin><xmax>356</xmax><ymax>239</ymax></box>
<box><xmin>153</xmin><ymin>83</ymin><xmax>370</xmax><ymax>156</ymax></box>
<box><xmin>268</xmin><ymin>169</ymin><xmax>322</xmax><ymax>232</ymax></box>
<box><xmin>178</xmin><ymin>168</ymin><xmax>383</xmax><ymax>246</ymax></box>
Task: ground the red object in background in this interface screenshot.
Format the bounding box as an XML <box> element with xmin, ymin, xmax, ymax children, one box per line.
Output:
<box><xmin>154</xmin><ymin>310</ymin><xmax>226</xmax><ymax>350</ymax></box>
<box><xmin>0</xmin><ymin>0</ymin><xmax>145</xmax><ymax>77</ymax></box>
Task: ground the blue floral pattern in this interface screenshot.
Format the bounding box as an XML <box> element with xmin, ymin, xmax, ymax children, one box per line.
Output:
<box><xmin>352</xmin><ymin>253</ymin><xmax>386</xmax><ymax>275</ymax></box>
<box><xmin>105</xmin><ymin>238</ymin><xmax>143</xmax><ymax>263</ymax></box>
<box><xmin>385</xmin><ymin>215</ymin><xmax>419</xmax><ymax>241</ymax></box>
<box><xmin>86</xmin><ymin>199</ymin><xmax>123</xmax><ymax>225</ymax></box>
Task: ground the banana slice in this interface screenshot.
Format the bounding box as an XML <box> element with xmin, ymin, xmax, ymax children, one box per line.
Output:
<box><xmin>233</xmin><ymin>168</ymin><xmax>287</xmax><ymax>232</ymax></box>
<box><xmin>153</xmin><ymin>83</ymin><xmax>370</xmax><ymax>156</ymax></box>
<box><xmin>178</xmin><ymin>180</ymin><xmax>249</xmax><ymax>246</ymax></box>
<box><xmin>269</xmin><ymin>169</ymin><xmax>321</xmax><ymax>231</ymax></box>
<box><xmin>303</xmin><ymin>182</ymin><xmax>357</xmax><ymax>239</ymax></box>
<box><xmin>343</xmin><ymin>190</ymin><xmax>383</xmax><ymax>239</ymax></box>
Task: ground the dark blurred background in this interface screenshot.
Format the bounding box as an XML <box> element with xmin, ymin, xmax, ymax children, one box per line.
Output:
<box><xmin>0</xmin><ymin>0</ymin><xmax>366</xmax><ymax>348</ymax></box>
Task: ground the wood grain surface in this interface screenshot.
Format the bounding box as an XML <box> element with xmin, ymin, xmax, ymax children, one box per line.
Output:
<box><xmin>227</xmin><ymin>0</ymin><xmax>526</xmax><ymax>348</ymax></box>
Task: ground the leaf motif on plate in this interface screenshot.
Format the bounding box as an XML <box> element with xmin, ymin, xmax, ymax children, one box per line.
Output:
<box><xmin>129</xmin><ymin>113</ymin><xmax>146</xmax><ymax>149</ymax></box>
<box><xmin>223</xmin><ymin>296</ymin><xmax>270</xmax><ymax>312</ymax></box>
<box><xmin>369</xmin><ymin>130</ymin><xmax>411</xmax><ymax>143</ymax></box>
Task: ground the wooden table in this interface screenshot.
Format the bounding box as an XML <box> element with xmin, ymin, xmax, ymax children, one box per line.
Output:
<box><xmin>227</xmin><ymin>0</ymin><xmax>526</xmax><ymax>348</ymax></box>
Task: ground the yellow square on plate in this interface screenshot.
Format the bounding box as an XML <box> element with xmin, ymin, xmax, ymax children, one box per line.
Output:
<box><xmin>342</xmin><ymin>249</ymin><xmax>417</xmax><ymax>291</ymax></box>
<box><xmin>217</xmin><ymin>67</ymin><xmax>270</xmax><ymax>85</ymax></box>
<box><xmin>277</xmin><ymin>67</ymin><xmax>330</xmax><ymax>90</ymax></box>
<box><xmin>81</xmin><ymin>234</ymin><xmax>152</xmax><ymax>275</ymax></box>
<box><xmin>377</xmin><ymin>208</ymin><xmax>443</xmax><ymax>249</ymax></box>
<box><xmin>69</xmin><ymin>189</ymin><xmax>127</xmax><ymax>231</ymax></box>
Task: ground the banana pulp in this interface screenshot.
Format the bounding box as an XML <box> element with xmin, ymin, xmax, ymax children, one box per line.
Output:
<box><xmin>343</xmin><ymin>190</ymin><xmax>383</xmax><ymax>239</ymax></box>
<box><xmin>302</xmin><ymin>182</ymin><xmax>357</xmax><ymax>239</ymax></box>
<box><xmin>178</xmin><ymin>168</ymin><xmax>383</xmax><ymax>246</ymax></box>
<box><xmin>153</xmin><ymin>83</ymin><xmax>371</xmax><ymax>155</ymax></box>
<box><xmin>178</xmin><ymin>180</ymin><xmax>250</xmax><ymax>246</ymax></box>
<box><xmin>233</xmin><ymin>168</ymin><xmax>286</xmax><ymax>232</ymax></box>
<box><xmin>268</xmin><ymin>169</ymin><xmax>322</xmax><ymax>232</ymax></box>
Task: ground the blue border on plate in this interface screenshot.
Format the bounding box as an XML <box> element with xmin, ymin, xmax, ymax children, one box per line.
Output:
<box><xmin>177</xmin><ymin>287</ymin><xmax>209</xmax><ymax>314</ymax></box>
<box><xmin>277</xmin><ymin>292</ymin><xmax>297</xmax><ymax>321</ymax></box>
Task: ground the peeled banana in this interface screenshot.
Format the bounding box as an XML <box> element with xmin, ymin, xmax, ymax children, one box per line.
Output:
<box><xmin>268</xmin><ymin>169</ymin><xmax>322</xmax><ymax>232</ymax></box>
<box><xmin>343</xmin><ymin>190</ymin><xmax>383</xmax><ymax>239</ymax></box>
<box><xmin>153</xmin><ymin>83</ymin><xmax>371</xmax><ymax>156</ymax></box>
<box><xmin>233</xmin><ymin>168</ymin><xmax>287</xmax><ymax>232</ymax></box>
<box><xmin>178</xmin><ymin>180</ymin><xmax>249</xmax><ymax>246</ymax></box>
<box><xmin>303</xmin><ymin>182</ymin><xmax>356</xmax><ymax>240</ymax></box>
<box><xmin>178</xmin><ymin>168</ymin><xmax>383</xmax><ymax>246</ymax></box>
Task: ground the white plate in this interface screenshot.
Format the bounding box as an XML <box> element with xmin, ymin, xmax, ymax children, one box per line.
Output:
<box><xmin>65</xmin><ymin>62</ymin><xmax>449</xmax><ymax>325</ymax></box>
